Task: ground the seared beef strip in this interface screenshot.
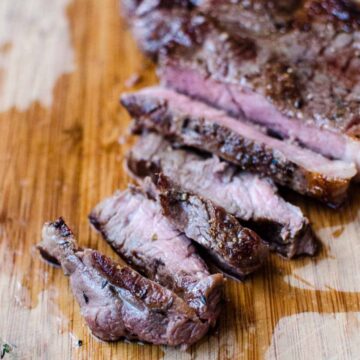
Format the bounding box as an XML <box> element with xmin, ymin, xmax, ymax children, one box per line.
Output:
<box><xmin>149</xmin><ymin>173</ymin><xmax>269</xmax><ymax>279</ymax></box>
<box><xmin>89</xmin><ymin>187</ymin><xmax>224</xmax><ymax>326</ymax></box>
<box><xmin>38</xmin><ymin>218</ymin><xmax>209</xmax><ymax>348</ymax></box>
<box><xmin>121</xmin><ymin>0</ymin><xmax>360</xmax><ymax>175</ymax></box>
<box><xmin>121</xmin><ymin>87</ymin><xmax>356</xmax><ymax>207</ymax></box>
<box><xmin>126</xmin><ymin>133</ymin><xmax>318</xmax><ymax>258</ymax></box>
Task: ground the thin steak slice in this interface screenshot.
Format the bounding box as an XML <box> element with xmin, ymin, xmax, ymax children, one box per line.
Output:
<box><xmin>148</xmin><ymin>173</ymin><xmax>269</xmax><ymax>279</ymax></box>
<box><xmin>89</xmin><ymin>186</ymin><xmax>224</xmax><ymax>326</ymax></box>
<box><xmin>38</xmin><ymin>218</ymin><xmax>208</xmax><ymax>348</ymax></box>
<box><xmin>126</xmin><ymin>133</ymin><xmax>318</xmax><ymax>258</ymax></box>
<box><xmin>122</xmin><ymin>0</ymin><xmax>360</xmax><ymax>175</ymax></box>
<box><xmin>121</xmin><ymin>87</ymin><xmax>356</xmax><ymax>207</ymax></box>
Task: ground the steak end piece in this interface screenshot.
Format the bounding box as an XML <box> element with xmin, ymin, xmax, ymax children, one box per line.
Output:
<box><xmin>150</xmin><ymin>173</ymin><xmax>269</xmax><ymax>280</ymax></box>
<box><xmin>126</xmin><ymin>133</ymin><xmax>319</xmax><ymax>258</ymax></box>
<box><xmin>121</xmin><ymin>87</ymin><xmax>356</xmax><ymax>208</ymax></box>
<box><xmin>38</xmin><ymin>218</ymin><xmax>209</xmax><ymax>348</ymax></box>
<box><xmin>89</xmin><ymin>188</ymin><xmax>224</xmax><ymax>326</ymax></box>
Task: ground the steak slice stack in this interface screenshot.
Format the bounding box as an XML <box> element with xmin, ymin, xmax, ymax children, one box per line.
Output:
<box><xmin>121</xmin><ymin>86</ymin><xmax>356</xmax><ymax>207</ymax></box>
<box><xmin>38</xmin><ymin>218</ymin><xmax>209</xmax><ymax>348</ymax></box>
<box><xmin>122</xmin><ymin>0</ymin><xmax>360</xmax><ymax>176</ymax></box>
<box><xmin>150</xmin><ymin>173</ymin><xmax>269</xmax><ymax>279</ymax></box>
<box><xmin>89</xmin><ymin>185</ymin><xmax>224</xmax><ymax>325</ymax></box>
<box><xmin>126</xmin><ymin>133</ymin><xmax>318</xmax><ymax>258</ymax></box>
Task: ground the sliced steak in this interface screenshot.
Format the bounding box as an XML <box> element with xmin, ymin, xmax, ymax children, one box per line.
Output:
<box><xmin>148</xmin><ymin>173</ymin><xmax>269</xmax><ymax>279</ymax></box>
<box><xmin>38</xmin><ymin>218</ymin><xmax>208</xmax><ymax>348</ymax></box>
<box><xmin>121</xmin><ymin>0</ymin><xmax>360</xmax><ymax>175</ymax></box>
<box><xmin>89</xmin><ymin>187</ymin><xmax>224</xmax><ymax>326</ymax></box>
<box><xmin>121</xmin><ymin>87</ymin><xmax>356</xmax><ymax>207</ymax></box>
<box><xmin>157</xmin><ymin>3</ymin><xmax>360</xmax><ymax>175</ymax></box>
<box><xmin>126</xmin><ymin>133</ymin><xmax>318</xmax><ymax>258</ymax></box>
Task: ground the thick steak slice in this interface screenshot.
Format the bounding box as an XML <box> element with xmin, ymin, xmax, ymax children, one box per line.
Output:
<box><xmin>149</xmin><ymin>173</ymin><xmax>269</xmax><ymax>279</ymax></box>
<box><xmin>156</xmin><ymin>3</ymin><xmax>360</xmax><ymax>175</ymax></box>
<box><xmin>38</xmin><ymin>218</ymin><xmax>208</xmax><ymax>348</ymax></box>
<box><xmin>121</xmin><ymin>0</ymin><xmax>360</xmax><ymax>174</ymax></box>
<box><xmin>89</xmin><ymin>187</ymin><xmax>224</xmax><ymax>326</ymax></box>
<box><xmin>121</xmin><ymin>87</ymin><xmax>356</xmax><ymax>207</ymax></box>
<box><xmin>126</xmin><ymin>133</ymin><xmax>318</xmax><ymax>258</ymax></box>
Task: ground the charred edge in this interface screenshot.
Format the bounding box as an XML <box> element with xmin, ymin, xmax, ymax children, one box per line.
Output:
<box><xmin>37</xmin><ymin>246</ymin><xmax>61</xmax><ymax>267</ymax></box>
<box><xmin>88</xmin><ymin>213</ymin><xmax>102</xmax><ymax>232</ymax></box>
<box><xmin>91</xmin><ymin>251</ymin><xmax>172</xmax><ymax>306</ymax></box>
<box><xmin>152</xmin><ymin>172</ymin><xmax>170</xmax><ymax>191</ymax></box>
<box><xmin>194</xmin><ymin>243</ymin><xmax>247</xmax><ymax>281</ymax></box>
<box><xmin>83</xmin><ymin>292</ymin><xmax>89</xmax><ymax>304</ymax></box>
<box><xmin>91</xmin><ymin>250</ymin><xmax>122</xmax><ymax>281</ymax></box>
<box><xmin>126</xmin><ymin>154</ymin><xmax>162</xmax><ymax>180</ymax></box>
<box><xmin>51</xmin><ymin>217</ymin><xmax>73</xmax><ymax>237</ymax></box>
<box><xmin>91</xmin><ymin>251</ymin><xmax>148</xmax><ymax>299</ymax></box>
<box><xmin>120</xmin><ymin>94</ymin><xmax>165</xmax><ymax>118</ymax></box>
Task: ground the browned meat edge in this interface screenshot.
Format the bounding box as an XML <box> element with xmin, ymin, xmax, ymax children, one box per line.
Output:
<box><xmin>88</xmin><ymin>187</ymin><xmax>224</xmax><ymax>326</ymax></box>
<box><xmin>38</xmin><ymin>218</ymin><xmax>209</xmax><ymax>348</ymax></box>
<box><xmin>121</xmin><ymin>91</ymin><xmax>353</xmax><ymax>207</ymax></box>
<box><xmin>126</xmin><ymin>133</ymin><xmax>318</xmax><ymax>258</ymax></box>
<box><xmin>149</xmin><ymin>173</ymin><xmax>269</xmax><ymax>279</ymax></box>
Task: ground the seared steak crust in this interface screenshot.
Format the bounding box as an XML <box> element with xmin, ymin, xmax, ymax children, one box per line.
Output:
<box><xmin>121</xmin><ymin>88</ymin><xmax>356</xmax><ymax>207</ymax></box>
<box><xmin>126</xmin><ymin>133</ymin><xmax>318</xmax><ymax>258</ymax></box>
<box><xmin>89</xmin><ymin>188</ymin><xmax>224</xmax><ymax>325</ymax></box>
<box><xmin>38</xmin><ymin>218</ymin><xmax>208</xmax><ymax>347</ymax></box>
<box><xmin>151</xmin><ymin>174</ymin><xmax>269</xmax><ymax>279</ymax></box>
<box><xmin>121</xmin><ymin>0</ymin><xmax>360</xmax><ymax>175</ymax></box>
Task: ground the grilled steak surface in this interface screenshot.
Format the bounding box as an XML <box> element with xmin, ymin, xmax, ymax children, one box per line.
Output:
<box><xmin>149</xmin><ymin>173</ymin><xmax>269</xmax><ymax>279</ymax></box>
<box><xmin>122</xmin><ymin>0</ymin><xmax>360</xmax><ymax>175</ymax></box>
<box><xmin>126</xmin><ymin>133</ymin><xmax>318</xmax><ymax>258</ymax></box>
<box><xmin>121</xmin><ymin>87</ymin><xmax>356</xmax><ymax>207</ymax></box>
<box><xmin>89</xmin><ymin>187</ymin><xmax>224</xmax><ymax>326</ymax></box>
<box><xmin>38</xmin><ymin>218</ymin><xmax>208</xmax><ymax>347</ymax></box>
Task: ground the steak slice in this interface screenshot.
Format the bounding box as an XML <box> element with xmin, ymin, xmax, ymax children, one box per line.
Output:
<box><xmin>38</xmin><ymin>218</ymin><xmax>208</xmax><ymax>348</ymax></box>
<box><xmin>89</xmin><ymin>186</ymin><xmax>224</xmax><ymax>326</ymax></box>
<box><xmin>156</xmin><ymin>3</ymin><xmax>360</xmax><ymax>175</ymax></box>
<box><xmin>121</xmin><ymin>87</ymin><xmax>356</xmax><ymax>207</ymax></box>
<box><xmin>148</xmin><ymin>173</ymin><xmax>269</xmax><ymax>279</ymax></box>
<box><xmin>126</xmin><ymin>133</ymin><xmax>318</xmax><ymax>258</ymax></box>
<box><xmin>121</xmin><ymin>0</ymin><xmax>360</xmax><ymax>175</ymax></box>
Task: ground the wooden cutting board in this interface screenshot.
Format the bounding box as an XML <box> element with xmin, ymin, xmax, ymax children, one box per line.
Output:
<box><xmin>0</xmin><ymin>0</ymin><xmax>359</xmax><ymax>359</ymax></box>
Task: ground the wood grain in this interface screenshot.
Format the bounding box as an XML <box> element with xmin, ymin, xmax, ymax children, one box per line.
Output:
<box><xmin>0</xmin><ymin>1</ymin><xmax>359</xmax><ymax>359</ymax></box>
